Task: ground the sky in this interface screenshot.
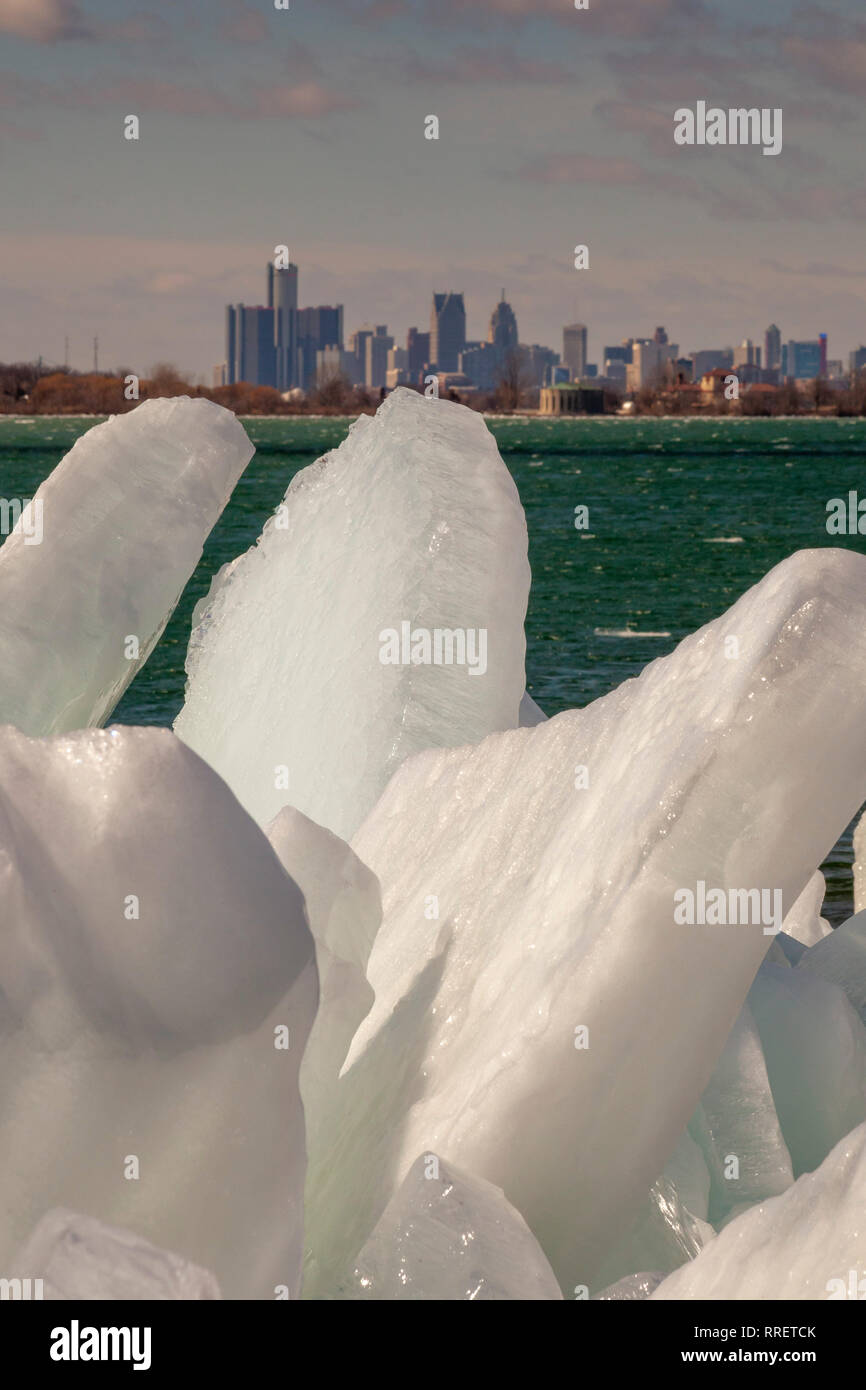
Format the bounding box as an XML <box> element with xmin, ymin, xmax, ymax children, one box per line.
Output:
<box><xmin>0</xmin><ymin>0</ymin><xmax>864</xmax><ymax>378</ymax></box>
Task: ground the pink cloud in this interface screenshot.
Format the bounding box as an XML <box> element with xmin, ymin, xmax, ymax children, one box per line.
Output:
<box><xmin>0</xmin><ymin>0</ymin><xmax>90</xmax><ymax>41</ymax></box>
<box><xmin>519</xmin><ymin>151</ymin><xmax>699</xmax><ymax>198</ymax></box>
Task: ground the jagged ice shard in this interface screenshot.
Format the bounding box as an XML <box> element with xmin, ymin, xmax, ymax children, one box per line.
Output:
<box><xmin>0</xmin><ymin>725</ymin><xmax>317</xmax><ymax>1300</ymax></box>
<box><xmin>304</xmin><ymin>548</ymin><xmax>866</xmax><ymax>1296</ymax></box>
<box><xmin>338</xmin><ymin>1154</ymin><xmax>562</xmax><ymax>1300</ymax></box>
<box><xmin>651</xmin><ymin>1123</ymin><xmax>866</xmax><ymax>1299</ymax></box>
<box><xmin>174</xmin><ymin>388</ymin><xmax>530</xmax><ymax>839</ymax></box>
<box><xmin>0</xmin><ymin>397</ymin><xmax>253</xmax><ymax>736</ymax></box>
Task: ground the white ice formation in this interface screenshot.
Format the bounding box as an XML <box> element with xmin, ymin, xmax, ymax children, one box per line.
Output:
<box><xmin>302</xmin><ymin>547</ymin><xmax>866</xmax><ymax>1295</ymax></box>
<box><xmin>174</xmin><ymin>388</ymin><xmax>530</xmax><ymax>839</ymax></box>
<box><xmin>13</xmin><ymin>1209</ymin><xmax>221</xmax><ymax>1300</ymax></box>
<box><xmin>4</xmin><ymin>393</ymin><xmax>866</xmax><ymax>1304</ymax></box>
<box><xmin>338</xmin><ymin>1154</ymin><xmax>562</xmax><ymax>1300</ymax></box>
<box><xmin>0</xmin><ymin>724</ymin><xmax>316</xmax><ymax>1300</ymax></box>
<box><xmin>652</xmin><ymin>1124</ymin><xmax>866</xmax><ymax>1299</ymax></box>
<box><xmin>0</xmin><ymin>397</ymin><xmax>253</xmax><ymax>735</ymax></box>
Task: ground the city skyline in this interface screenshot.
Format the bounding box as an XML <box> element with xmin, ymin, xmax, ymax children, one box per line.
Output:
<box><xmin>213</xmin><ymin>255</ymin><xmax>861</xmax><ymax>398</ymax></box>
<box><xmin>1</xmin><ymin>1</ymin><xmax>865</xmax><ymax>376</ymax></box>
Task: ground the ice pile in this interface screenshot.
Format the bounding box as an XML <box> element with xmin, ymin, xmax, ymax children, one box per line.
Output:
<box><xmin>174</xmin><ymin>387</ymin><xmax>530</xmax><ymax>838</ymax></box>
<box><xmin>13</xmin><ymin>1210</ymin><xmax>221</xmax><ymax>1300</ymax></box>
<box><xmin>0</xmin><ymin>724</ymin><xmax>316</xmax><ymax>1300</ymax></box>
<box><xmin>304</xmin><ymin>545</ymin><xmax>866</xmax><ymax>1294</ymax></box>
<box><xmin>2</xmin><ymin>389</ymin><xmax>866</xmax><ymax>1302</ymax></box>
<box><xmin>0</xmin><ymin>397</ymin><xmax>253</xmax><ymax>735</ymax></box>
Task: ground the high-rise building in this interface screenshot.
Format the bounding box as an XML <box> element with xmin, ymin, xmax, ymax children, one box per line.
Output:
<box><xmin>225</xmin><ymin>304</ymin><xmax>277</xmax><ymax>387</ymax></box>
<box><xmin>488</xmin><ymin>291</ymin><xmax>519</xmax><ymax>356</ymax></box>
<box><xmin>365</xmin><ymin>325</ymin><xmax>393</xmax><ymax>389</ymax></box>
<box><xmin>819</xmin><ymin>333</ymin><xmax>828</xmax><ymax>377</ymax></box>
<box><xmin>459</xmin><ymin>342</ymin><xmax>499</xmax><ymax>391</ymax></box>
<box><xmin>267</xmin><ymin>261</ymin><xmax>298</xmax><ymax>390</ymax></box>
<box><xmin>562</xmin><ymin>323</ymin><xmax>588</xmax><ymax>379</ymax></box>
<box><xmin>691</xmin><ymin>348</ymin><xmax>733</xmax><ymax>379</ymax></box>
<box><xmin>849</xmin><ymin>346</ymin><xmax>866</xmax><ymax>377</ymax></box>
<box><xmin>603</xmin><ymin>344</ymin><xmax>632</xmax><ymax>365</ymax></box>
<box><xmin>653</xmin><ymin>326</ymin><xmax>669</xmax><ymax>345</ymax></box>
<box><xmin>406</xmin><ymin>327</ymin><xmax>430</xmax><ymax>378</ymax></box>
<box><xmin>297</xmin><ymin>305</ymin><xmax>344</xmax><ymax>389</ymax></box>
<box><xmin>626</xmin><ymin>339</ymin><xmax>666</xmax><ymax>391</ymax></box>
<box><xmin>786</xmin><ymin>340</ymin><xmax>821</xmax><ymax>379</ymax></box>
<box><xmin>430</xmin><ymin>293</ymin><xmax>466</xmax><ymax>371</ymax></box>
<box><xmin>764</xmin><ymin>324</ymin><xmax>782</xmax><ymax>373</ymax></box>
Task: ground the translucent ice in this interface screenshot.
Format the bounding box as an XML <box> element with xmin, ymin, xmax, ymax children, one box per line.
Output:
<box><xmin>692</xmin><ymin>1002</ymin><xmax>793</xmax><ymax>1216</ymax></box>
<box><xmin>748</xmin><ymin>961</ymin><xmax>866</xmax><ymax>1174</ymax></box>
<box><xmin>652</xmin><ymin>1123</ymin><xmax>866</xmax><ymax>1299</ymax></box>
<box><xmin>265</xmin><ymin>805</ymin><xmax>380</xmax><ymax>1152</ymax></box>
<box><xmin>338</xmin><ymin>1154</ymin><xmax>562</xmax><ymax>1300</ymax></box>
<box><xmin>798</xmin><ymin>908</ymin><xmax>866</xmax><ymax>1024</ymax></box>
<box><xmin>0</xmin><ymin>398</ymin><xmax>253</xmax><ymax>735</ymax></box>
<box><xmin>592</xmin><ymin>1130</ymin><xmax>715</xmax><ymax>1290</ymax></box>
<box><xmin>175</xmin><ymin>387</ymin><xmax>530</xmax><ymax>838</ymax></box>
<box><xmin>13</xmin><ymin>1209</ymin><xmax>221</xmax><ymax>1300</ymax></box>
<box><xmin>304</xmin><ymin>548</ymin><xmax>866</xmax><ymax>1294</ymax></box>
<box><xmin>780</xmin><ymin>870</ymin><xmax>831</xmax><ymax>947</ymax></box>
<box><xmin>854</xmin><ymin>811</ymin><xmax>866</xmax><ymax>913</ymax></box>
<box><xmin>0</xmin><ymin>725</ymin><xmax>317</xmax><ymax>1299</ymax></box>
<box><xmin>596</xmin><ymin>1272</ymin><xmax>664</xmax><ymax>1300</ymax></box>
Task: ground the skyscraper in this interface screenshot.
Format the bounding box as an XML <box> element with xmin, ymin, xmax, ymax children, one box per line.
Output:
<box><xmin>764</xmin><ymin>324</ymin><xmax>782</xmax><ymax>373</ymax></box>
<box><xmin>268</xmin><ymin>260</ymin><xmax>298</xmax><ymax>390</ymax></box>
<box><xmin>562</xmin><ymin>323</ymin><xmax>588</xmax><ymax>379</ymax></box>
<box><xmin>297</xmin><ymin>305</ymin><xmax>344</xmax><ymax>389</ymax></box>
<box><xmin>225</xmin><ymin>304</ymin><xmax>277</xmax><ymax>387</ymax></box>
<box><xmin>488</xmin><ymin>291</ymin><xmax>519</xmax><ymax>356</ymax></box>
<box><xmin>430</xmin><ymin>292</ymin><xmax>466</xmax><ymax>371</ymax></box>
<box><xmin>786</xmin><ymin>340</ymin><xmax>821</xmax><ymax>379</ymax></box>
<box><xmin>406</xmin><ymin>327</ymin><xmax>431</xmax><ymax>378</ymax></box>
<box><xmin>365</xmin><ymin>325</ymin><xmax>393</xmax><ymax>389</ymax></box>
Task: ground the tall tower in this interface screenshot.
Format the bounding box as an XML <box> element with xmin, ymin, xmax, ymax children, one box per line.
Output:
<box><xmin>269</xmin><ymin>260</ymin><xmax>299</xmax><ymax>389</ymax></box>
<box><xmin>562</xmin><ymin>323</ymin><xmax>588</xmax><ymax>380</ymax></box>
<box><xmin>488</xmin><ymin>291</ymin><xmax>519</xmax><ymax>358</ymax></box>
<box><xmin>430</xmin><ymin>292</ymin><xmax>466</xmax><ymax>372</ymax></box>
<box><xmin>764</xmin><ymin>324</ymin><xmax>781</xmax><ymax>373</ymax></box>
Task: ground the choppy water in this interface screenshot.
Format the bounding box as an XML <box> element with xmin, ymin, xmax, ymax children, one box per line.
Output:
<box><xmin>1</xmin><ymin>412</ymin><xmax>864</xmax><ymax>923</ymax></box>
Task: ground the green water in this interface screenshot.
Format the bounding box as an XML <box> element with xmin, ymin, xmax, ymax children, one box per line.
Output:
<box><xmin>1</xmin><ymin>412</ymin><xmax>864</xmax><ymax>921</ymax></box>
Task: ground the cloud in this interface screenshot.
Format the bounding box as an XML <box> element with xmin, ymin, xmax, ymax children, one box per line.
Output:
<box><xmin>0</xmin><ymin>73</ymin><xmax>359</xmax><ymax>120</ymax></box>
<box><xmin>0</xmin><ymin>0</ymin><xmax>91</xmax><ymax>40</ymax></box>
<box><xmin>783</xmin><ymin>37</ymin><xmax>866</xmax><ymax>95</ymax></box>
<box><xmin>518</xmin><ymin>151</ymin><xmax>699</xmax><ymax>199</ymax></box>
<box><xmin>219</xmin><ymin>1</ymin><xmax>269</xmax><ymax>44</ymax></box>
<box><xmin>397</xmin><ymin>45</ymin><xmax>575</xmax><ymax>85</ymax></box>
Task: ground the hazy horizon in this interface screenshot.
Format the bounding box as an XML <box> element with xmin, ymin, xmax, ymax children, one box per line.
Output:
<box><xmin>1</xmin><ymin>0</ymin><xmax>864</xmax><ymax>377</ymax></box>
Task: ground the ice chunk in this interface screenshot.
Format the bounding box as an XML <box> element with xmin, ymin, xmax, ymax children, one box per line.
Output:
<box><xmin>304</xmin><ymin>548</ymin><xmax>866</xmax><ymax>1294</ymax></box>
<box><xmin>798</xmin><ymin>908</ymin><xmax>866</xmax><ymax>1025</ymax></box>
<box><xmin>592</xmin><ymin>1129</ymin><xmax>715</xmax><ymax>1289</ymax></box>
<box><xmin>338</xmin><ymin>1154</ymin><xmax>562</xmax><ymax>1300</ymax></box>
<box><xmin>780</xmin><ymin>870</ymin><xmax>831</xmax><ymax>946</ymax></box>
<box><xmin>652</xmin><ymin>1123</ymin><xmax>866</xmax><ymax>1299</ymax></box>
<box><xmin>265</xmin><ymin>805</ymin><xmax>380</xmax><ymax>1151</ymax></box>
<box><xmin>0</xmin><ymin>398</ymin><xmax>253</xmax><ymax>735</ymax></box>
<box><xmin>595</xmin><ymin>1272</ymin><xmax>664</xmax><ymax>1300</ymax></box>
<box><xmin>596</xmin><ymin>1130</ymin><xmax>714</xmax><ymax>1287</ymax></box>
<box><xmin>0</xmin><ymin>725</ymin><xmax>317</xmax><ymax>1300</ymax></box>
<box><xmin>14</xmin><ymin>1209</ymin><xmax>221</xmax><ymax>1300</ymax></box>
<box><xmin>692</xmin><ymin>1002</ymin><xmax>793</xmax><ymax>1216</ymax></box>
<box><xmin>519</xmin><ymin>691</ymin><xmax>547</xmax><ymax>725</ymax></box>
<box><xmin>748</xmin><ymin>962</ymin><xmax>866</xmax><ymax>1174</ymax></box>
<box><xmin>175</xmin><ymin>388</ymin><xmax>530</xmax><ymax>838</ymax></box>
<box><xmin>854</xmin><ymin>810</ymin><xmax>866</xmax><ymax>913</ymax></box>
